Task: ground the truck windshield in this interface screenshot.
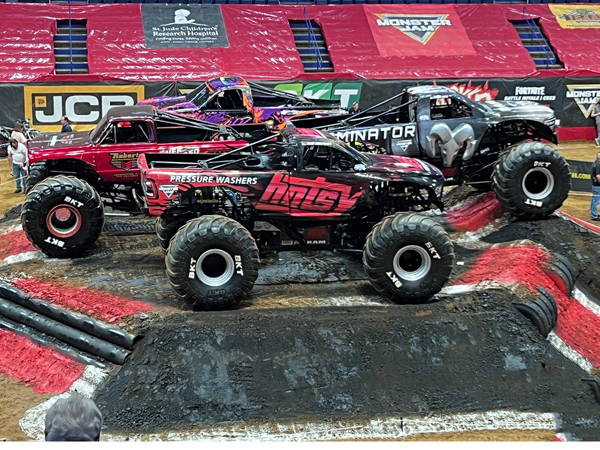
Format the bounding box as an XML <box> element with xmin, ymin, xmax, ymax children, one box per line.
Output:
<box><xmin>186</xmin><ymin>86</ymin><xmax>210</xmax><ymax>107</ymax></box>
<box><xmin>90</xmin><ymin>115</ymin><xmax>109</xmax><ymax>142</ymax></box>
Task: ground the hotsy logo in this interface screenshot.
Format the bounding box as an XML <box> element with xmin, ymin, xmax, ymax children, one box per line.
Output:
<box><xmin>25</xmin><ymin>86</ymin><xmax>145</xmax><ymax>132</ymax></box>
<box><xmin>566</xmin><ymin>85</ymin><xmax>600</xmax><ymax>118</ymax></box>
<box><xmin>273</xmin><ymin>82</ymin><xmax>362</xmax><ymax>109</ymax></box>
<box><xmin>375</xmin><ymin>14</ymin><xmax>452</xmax><ymax>44</ymax></box>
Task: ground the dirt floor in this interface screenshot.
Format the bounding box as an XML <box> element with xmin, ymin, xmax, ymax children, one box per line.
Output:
<box><xmin>0</xmin><ymin>140</ymin><xmax>599</xmax><ymax>442</ymax></box>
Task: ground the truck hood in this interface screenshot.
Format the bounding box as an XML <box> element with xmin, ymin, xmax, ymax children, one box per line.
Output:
<box><xmin>138</xmin><ymin>96</ymin><xmax>200</xmax><ymax>112</ymax></box>
<box><xmin>28</xmin><ymin>131</ymin><xmax>91</xmax><ymax>151</ymax></box>
<box><xmin>367</xmin><ymin>153</ymin><xmax>442</xmax><ymax>177</ymax></box>
<box><xmin>477</xmin><ymin>100</ymin><xmax>555</xmax><ymax>122</ymax></box>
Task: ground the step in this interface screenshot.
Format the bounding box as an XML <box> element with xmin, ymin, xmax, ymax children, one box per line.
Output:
<box><xmin>54</xmin><ymin>35</ymin><xmax>88</xmax><ymax>42</ymax></box>
<box><xmin>54</xmin><ymin>49</ymin><xmax>89</xmax><ymax>56</ymax></box>
<box><xmin>294</xmin><ymin>40</ymin><xmax>326</xmax><ymax>48</ymax></box>
<box><xmin>57</xmin><ymin>28</ymin><xmax>88</xmax><ymax>35</ymax></box>
<box><xmin>300</xmin><ymin>55</ymin><xmax>331</xmax><ymax>63</ymax></box>
<box><xmin>55</xmin><ymin>55</ymin><xmax>89</xmax><ymax>63</ymax></box>
<box><xmin>293</xmin><ymin>34</ymin><xmax>325</xmax><ymax>41</ymax></box>
<box><xmin>54</xmin><ymin>41</ymin><xmax>88</xmax><ymax>49</ymax></box>
<box><xmin>536</xmin><ymin>64</ymin><xmax>563</xmax><ymax>70</ymax></box>
<box><xmin>524</xmin><ymin>45</ymin><xmax>550</xmax><ymax>52</ymax></box>
<box><xmin>55</xmin><ymin>68</ymin><xmax>90</xmax><ymax>74</ymax></box>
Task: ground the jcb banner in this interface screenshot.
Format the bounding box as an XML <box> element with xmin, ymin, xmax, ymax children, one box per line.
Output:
<box><xmin>550</xmin><ymin>5</ymin><xmax>600</xmax><ymax>29</ymax></box>
<box><xmin>363</xmin><ymin>4</ymin><xmax>475</xmax><ymax>57</ymax></box>
<box><xmin>24</xmin><ymin>85</ymin><xmax>145</xmax><ymax>132</ymax></box>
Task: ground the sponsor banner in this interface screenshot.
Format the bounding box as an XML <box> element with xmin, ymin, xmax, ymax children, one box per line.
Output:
<box><xmin>567</xmin><ymin>159</ymin><xmax>593</xmax><ymax>192</ymax></box>
<box><xmin>550</xmin><ymin>5</ymin><xmax>600</xmax><ymax>29</ymax></box>
<box><xmin>141</xmin><ymin>5</ymin><xmax>229</xmax><ymax>49</ymax></box>
<box><xmin>563</xmin><ymin>78</ymin><xmax>600</xmax><ymax>128</ymax></box>
<box><xmin>363</xmin><ymin>4</ymin><xmax>475</xmax><ymax>57</ymax></box>
<box><xmin>493</xmin><ymin>78</ymin><xmax>564</xmax><ymax>122</ymax></box>
<box><xmin>15</xmin><ymin>82</ymin><xmax>175</xmax><ymax>132</ymax></box>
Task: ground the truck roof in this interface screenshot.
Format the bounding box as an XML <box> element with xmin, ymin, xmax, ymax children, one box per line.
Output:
<box><xmin>405</xmin><ymin>86</ymin><xmax>455</xmax><ymax>97</ymax></box>
<box><xmin>105</xmin><ymin>105</ymin><xmax>156</xmax><ymax>121</ymax></box>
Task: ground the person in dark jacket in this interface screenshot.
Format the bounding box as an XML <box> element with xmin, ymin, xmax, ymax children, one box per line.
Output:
<box><xmin>351</xmin><ymin>102</ymin><xmax>360</xmax><ymax>114</ymax></box>
<box><xmin>591</xmin><ymin>152</ymin><xmax>600</xmax><ymax>221</ymax></box>
<box><xmin>60</xmin><ymin>116</ymin><xmax>72</xmax><ymax>133</ymax></box>
<box><xmin>45</xmin><ymin>392</ymin><xmax>102</xmax><ymax>441</ymax></box>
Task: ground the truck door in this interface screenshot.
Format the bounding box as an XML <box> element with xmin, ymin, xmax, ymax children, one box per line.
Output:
<box><xmin>94</xmin><ymin>120</ymin><xmax>155</xmax><ymax>182</ymax></box>
<box><xmin>416</xmin><ymin>95</ymin><xmax>482</xmax><ymax>171</ymax></box>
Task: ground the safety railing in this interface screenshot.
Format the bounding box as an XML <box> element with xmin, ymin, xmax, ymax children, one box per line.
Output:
<box><xmin>304</xmin><ymin>8</ymin><xmax>323</xmax><ymax>72</ymax></box>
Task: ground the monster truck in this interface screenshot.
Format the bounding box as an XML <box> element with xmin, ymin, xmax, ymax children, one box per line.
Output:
<box><xmin>302</xmin><ymin>85</ymin><xmax>570</xmax><ymax>220</ymax></box>
<box><xmin>21</xmin><ymin>105</ymin><xmax>268</xmax><ymax>258</ymax></box>
<box><xmin>138</xmin><ymin>127</ymin><xmax>454</xmax><ymax>310</ymax></box>
<box><xmin>139</xmin><ymin>75</ymin><xmax>348</xmax><ymax>128</ymax></box>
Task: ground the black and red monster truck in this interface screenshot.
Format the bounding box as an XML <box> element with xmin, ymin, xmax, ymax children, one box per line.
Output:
<box><xmin>21</xmin><ymin>105</ymin><xmax>268</xmax><ymax>258</ymax></box>
<box><xmin>138</xmin><ymin>127</ymin><xmax>454</xmax><ymax>310</ymax></box>
<box><xmin>299</xmin><ymin>86</ymin><xmax>570</xmax><ymax>220</ymax></box>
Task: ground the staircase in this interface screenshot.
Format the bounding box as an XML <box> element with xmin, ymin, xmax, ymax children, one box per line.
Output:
<box><xmin>289</xmin><ymin>16</ymin><xmax>333</xmax><ymax>73</ymax></box>
<box><xmin>54</xmin><ymin>20</ymin><xmax>89</xmax><ymax>74</ymax></box>
<box><xmin>511</xmin><ymin>18</ymin><xmax>562</xmax><ymax>70</ymax></box>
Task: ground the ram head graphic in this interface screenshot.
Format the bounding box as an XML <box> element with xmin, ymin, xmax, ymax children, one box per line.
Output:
<box><xmin>426</xmin><ymin>123</ymin><xmax>478</xmax><ymax>167</ymax></box>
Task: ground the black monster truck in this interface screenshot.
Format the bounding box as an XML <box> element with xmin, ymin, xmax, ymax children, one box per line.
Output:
<box><xmin>297</xmin><ymin>86</ymin><xmax>570</xmax><ymax>220</ymax></box>
<box><xmin>21</xmin><ymin>106</ymin><xmax>268</xmax><ymax>258</ymax></box>
<box><xmin>138</xmin><ymin>127</ymin><xmax>454</xmax><ymax>310</ymax></box>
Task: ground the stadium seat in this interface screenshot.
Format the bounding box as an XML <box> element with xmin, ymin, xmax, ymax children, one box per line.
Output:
<box><xmin>254</xmin><ymin>0</ymin><xmax>266</xmax><ymax>4</ymax></box>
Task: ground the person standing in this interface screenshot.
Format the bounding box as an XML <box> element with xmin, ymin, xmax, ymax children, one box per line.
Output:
<box><xmin>60</xmin><ymin>116</ymin><xmax>73</xmax><ymax>133</ymax></box>
<box><xmin>8</xmin><ymin>138</ymin><xmax>27</xmax><ymax>193</ymax></box>
<box><xmin>351</xmin><ymin>102</ymin><xmax>360</xmax><ymax>114</ymax></box>
<box><xmin>591</xmin><ymin>152</ymin><xmax>600</xmax><ymax>221</ymax></box>
<box><xmin>592</xmin><ymin>100</ymin><xmax>600</xmax><ymax>146</ymax></box>
<box><xmin>11</xmin><ymin>122</ymin><xmax>27</xmax><ymax>145</ymax></box>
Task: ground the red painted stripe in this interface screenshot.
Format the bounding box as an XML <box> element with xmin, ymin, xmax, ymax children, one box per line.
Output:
<box><xmin>0</xmin><ymin>230</ymin><xmax>37</xmax><ymax>259</ymax></box>
<box><xmin>556</xmin><ymin>126</ymin><xmax>596</xmax><ymax>142</ymax></box>
<box><xmin>0</xmin><ymin>328</ymin><xmax>84</xmax><ymax>394</ymax></box>
<box><xmin>456</xmin><ymin>245</ymin><xmax>600</xmax><ymax>367</ymax></box>
<box><xmin>557</xmin><ymin>211</ymin><xmax>600</xmax><ymax>235</ymax></box>
<box><xmin>444</xmin><ymin>192</ymin><xmax>504</xmax><ymax>232</ymax></box>
<box><xmin>13</xmin><ymin>279</ymin><xmax>153</xmax><ymax>323</ymax></box>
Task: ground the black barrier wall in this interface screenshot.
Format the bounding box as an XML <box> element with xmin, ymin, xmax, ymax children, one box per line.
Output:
<box><xmin>0</xmin><ymin>77</ymin><xmax>598</xmax><ymax>132</ymax></box>
<box><xmin>568</xmin><ymin>159</ymin><xmax>593</xmax><ymax>192</ymax></box>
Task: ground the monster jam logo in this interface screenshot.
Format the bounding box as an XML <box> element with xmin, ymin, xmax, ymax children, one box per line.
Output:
<box><xmin>566</xmin><ymin>85</ymin><xmax>600</xmax><ymax>118</ymax></box>
<box><xmin>375</xmin><ymin>14</ymin><xmax>452</xmax><ymax>44</ymax></box>
<box><xmin>24</xmin><ymin>85</ymin><xmax>145</xmax><ymax>132</ymax></box>
<box><xmin>159</xmin><ymin>185</ymin><xmax>178</xmax><ymax>198</ymax></box>
<box><xmin>109</xmin><ymin>152</ymin><xmax>140</xmax><ymax>171</ymax></box>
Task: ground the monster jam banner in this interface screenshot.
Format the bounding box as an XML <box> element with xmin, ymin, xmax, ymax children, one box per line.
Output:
<box><xmin>363</xmin><ymin>4</ymin><xmax>475</xmax><ymax>57</ymax></box>
<box><xmin>562</xmin><ymin>78</ymin><xmax>600</xmax><ymax>128</ymax></box>
<box><xmin>141</xmin><ymin>5</ymin><xmax>229</xmax><ymax>49</ymax></box>
<box><xmin>550</xmin><ymin>5</ymin><xmax>600</xmax><ymax>29</ymax></box>
<box><xmin>567</xmin><ymin>159</ymin><xmax>593</xmax><ymax>192</ymax></box>
<box><xmin>0</xmin><ymin>81</ymin><xmax>176</xmax><ymax>132</ymax></box>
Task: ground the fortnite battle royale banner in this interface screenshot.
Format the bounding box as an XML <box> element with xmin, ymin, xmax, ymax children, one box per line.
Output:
<box><xmin>363</xmin><ymin>4</ymin><xmax>475</xmax><ymax>57</ymax></box>
<box><xmin>141</xmin><ymin>5</ymin><xmax>229</xmax><ymax>49</ymax></box>
<box><xmin>550</xmin><ymin>5</ymin><xmax>600</xmax><ymax>29</ymax></box>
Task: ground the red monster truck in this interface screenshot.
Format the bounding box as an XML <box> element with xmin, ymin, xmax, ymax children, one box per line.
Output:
<box><xmin>22</xmin><ymin>105</ymin><xmax>267</xmax><ymax>258</ymax></box>
<box><xmin>138</xmin><ymin>127</ymin><xmax>454</xmax><ymax>310</ymax></box>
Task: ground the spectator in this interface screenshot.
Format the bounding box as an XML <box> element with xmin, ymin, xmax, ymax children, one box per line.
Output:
<box><xmin>60</xmin><ymin>116</ymin><xmax>73</xmax><ymax>133</ymax></box>
<box><xmin>45</xmin><ymin>392</ymin><xmax>102</xmax><ymax>441</ymax></box>
<box><xmin>10</xmin><ymin>123</ymin><xmax>27</xmax><ymax>145</ymax></box>
<box><xmin>592</xmin><ymin>100</ymin><xmax>600</xmax><ymax>146</ymax></box>
<box><xmin>8</xmin><ymin>138</ymin><xmax>27</xmax><ymax>193</ymax></box>
<box><xmin>592</xmin><ymin>152</ymin><xmax>600</xmax><ymax>221</ymax></box>
<box><xmin>351</xmin><ymin>102</ymin><xmax>360</xmax><ymax>114</ymax></box>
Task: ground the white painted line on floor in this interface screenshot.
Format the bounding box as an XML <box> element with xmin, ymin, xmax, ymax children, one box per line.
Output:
<box><xmin>19</xmin><ymin>365</ymin><xmax>111</xmax><ymax>441</ymax></box>
<box><xmin>572</xmin><ymin>287</ymin><xmax>600</xmax><ymax>318</ymax></box>
<box><xmin>0</xmin><ymin>224</ymin><xmax>22</xmax><ymax>235</ymax></box>
<box><xmin>3</xmin><ymin>251</ymin><xmax>42</xmax><ymax>265</ymax></box>
<box><xmin>547</xmin><ymin>331</ymin><xmax>594</xmax><ymax>375</ymax></box>
<box><xmin>102</xmin><ymin>410</ymin><xmax>557</xmax><ymax>442</ymax></box>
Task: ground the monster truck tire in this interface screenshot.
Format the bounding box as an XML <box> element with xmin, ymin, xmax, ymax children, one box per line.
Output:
<box><xmin>156</xmin><ymin>213</ymin><xmax>194</xmax><ymax>252</ymax></box>
<box><xmin>542</xmin><ymin>252</ymin><xmax>576</xmax><ymax>297</ymax></box>
<box><xmin>0</xmin><ymin>137</ymin><xmax>8</xmax><ymax>158</ymax></box>
<box><xmin>363</xmin><ymin>213</ymin><xmax>454</xmax><ymax>303</ymax></box>
<box><xmin>165</xmin><ymin>215</ymin><xmax>260</xmax><ymax>310</ymax></box>
<box><xmin>25</xmin><ymin>162</ymin><xmax>50</xmax><ymax>193</ymax></box>
<box><xmin>21</xmin><ymin>175</ymin><xmax>105</xmax><ymax>258</ymax></box>
<box><xmin>513</xmin><ymin>287</ymin><xmax>557</xmax><ymax>338</ymax></box>
<box><xmin>491</xmin><ymin>142</ymin><xmax>570</xmax><ymax>220</ymax></box>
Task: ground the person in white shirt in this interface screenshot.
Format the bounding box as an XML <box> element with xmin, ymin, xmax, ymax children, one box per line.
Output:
<box><xmin>10</xmin><ymin>123</ymin><xmax>27</xmax><ymax>145</ymax></box>
<box><xmin>8</xmin><ymin>138</ymin><xmax>28</xmax><ymax>193</ymax></box>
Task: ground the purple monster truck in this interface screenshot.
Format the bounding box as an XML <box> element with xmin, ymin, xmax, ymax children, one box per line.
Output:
<box><xmin>138</xmin><ymin>76</ymin><xmax>348</xmax><ymax>129</ymax></box>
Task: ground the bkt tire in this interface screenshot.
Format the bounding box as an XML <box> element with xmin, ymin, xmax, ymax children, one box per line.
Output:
<box><xmin>26</xmin><ymin>162</ymin><xmax>49</xmax><ymax>193</ymax></box>
<box><xmin>156</xmin><ymin>212</ymin><xmax>193</xmax><ymax>252</ymax></box>
<box><xmin>165</xmin><ymin>215</ymin><xmax>260</xmax><ymax>310</ymax></box>
<box><xmin>492</xmin><ymin>142</ymin><xmax>570</xmax><ymax>220</ymax></box>
<box><xmin>363</xmin><ymin>213</ymin><xmax>454</xmax><ymax>303</ymax></box>
<box><xmin>21</xmin><ymin>175</ymin><xmax>105</xmax><ymax>258</ymax></box>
